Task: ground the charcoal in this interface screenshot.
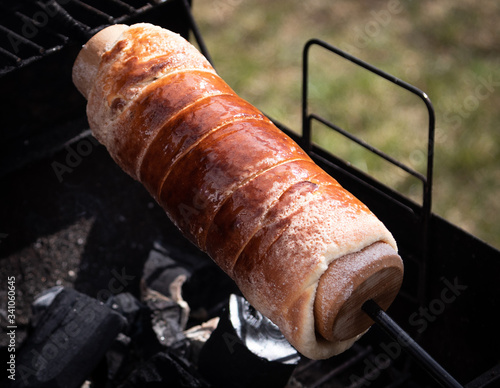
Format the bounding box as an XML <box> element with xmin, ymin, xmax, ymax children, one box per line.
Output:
<box><xmin>106</xmin><ymin>292</ymin><xmax>163</xmax><ymax>360</ymax></box>
<box><xmin>12</xmin><ymin>287</ymin><xmax>126</xmax><ymax>388</ymax></box>
<box><xmin>108</xmin><ymin>292</ymin><xmax>143</xmax><ymax>322</ymax></box>
<box><xmin>30</xmin><ymin>286</ymin><xmax>64</xmax><ymax>327</ymax></box>
<box><xmin>183</xmin><ymin>317</ymin><xmax>220</xmax><ymax>365</ymax></box>
<box><xmin>198</xmin><ymin>294</ymin><xmax>300</xmax><ymax>388</ymax></box>
<box><xmin>118</xmin><ymin>351</ymin><xmax>210</xmax><ymax>388</ymax></box>
<box><xmin>106</xmin><ymin>292</ymin><xmax>146</xmax><ymax>334</ymax></box>
<box><xmin>141</xmin><ymin>244</ymin><xmax>193</xmax><ymax>351</ymax></box>
<box><xmin>143</xmin><ymin>289</ymin><xmax>190</xmax><ymax>352</ymax></box>
<box><xmin>142</xmin><ymin>242</ymin><xmax>192</xmax><ymax>298</ymax></box>
<box><xmin>103</xmin><ymin>333</ymin><xmax>133</xmax><ymax>384</ymax></box>
<box><xmin>144</xmin><ymin>241</ymin><xmax>240</xmax><ymax>323</ymax></box>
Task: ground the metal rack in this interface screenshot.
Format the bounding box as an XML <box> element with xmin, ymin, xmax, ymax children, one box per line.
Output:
<box><xmin>0</xmin><ymin>0</ymin><xmax>211</xmax><ymax>77</ymax></box>
<box><xmin>293</xmin><ymin>36</ymin><xmax>500</xmax><ymax>388</ymax></box>
<box><xmin>302</xmin><ymin>38</ymin><xmax>435</xmax><ymax>308</ymax></box>
<box><xmin>298</xmin><ymin>38</ymin><xmax>462</xmax><ymax>387</ymax></box>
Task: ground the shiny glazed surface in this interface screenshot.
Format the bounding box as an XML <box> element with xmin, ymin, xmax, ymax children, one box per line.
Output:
<box><xmin>81</xmin><ymin>23</ymin><xmax>402</xmax><ymax>360</ymax></box>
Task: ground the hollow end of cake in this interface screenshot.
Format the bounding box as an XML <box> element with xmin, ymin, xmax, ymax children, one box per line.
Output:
<box><xmin>314</xmin><ymin>242</ymin><xmax>404</xmax><ymax>343</ymax></box>
<box><xmin>72</xmin><ymin>24</ymin><xmax>129</xmax><ymax>99</ymax></box>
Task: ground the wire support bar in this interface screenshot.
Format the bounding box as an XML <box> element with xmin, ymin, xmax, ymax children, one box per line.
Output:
<box><xmin>362</xmin><ymin>300</ymin><xmax>463</xmax><ymax>388</ymax></box>
<box><xmin>308</xmin><ymin>113</ymin><xmax>427</xmax><ymax>184</ymax></box>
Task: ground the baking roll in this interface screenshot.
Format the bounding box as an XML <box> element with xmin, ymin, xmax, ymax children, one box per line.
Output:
<box><xmin>73</xmin><ymin>23</ymin><xmax>403</xmax><ymax>360</ymax></box>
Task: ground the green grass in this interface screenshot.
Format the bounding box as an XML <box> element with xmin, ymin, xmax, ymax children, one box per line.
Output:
<box><xmin>193</xmin><ymin>0</ymin><xmax>500</xmax><ymax>249</ymax></box>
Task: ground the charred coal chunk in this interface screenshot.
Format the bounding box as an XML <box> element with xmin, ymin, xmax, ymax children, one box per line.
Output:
<box><xmin>11</xmin><ymin>287</ymin><xmax>126</xmax><ymax>388</ymax></box>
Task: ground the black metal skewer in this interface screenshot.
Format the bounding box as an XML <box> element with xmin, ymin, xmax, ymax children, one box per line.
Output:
<box><xmin>362</xmin><ymin>300</ymin><xmax>463</xmax><ymax>388</ymax></box>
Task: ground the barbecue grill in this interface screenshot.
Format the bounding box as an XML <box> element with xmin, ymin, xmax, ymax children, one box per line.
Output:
<box><xmin>1</xmin><ymin>1</ymin><xmax>499</xmax><ymax>387</ymax></box>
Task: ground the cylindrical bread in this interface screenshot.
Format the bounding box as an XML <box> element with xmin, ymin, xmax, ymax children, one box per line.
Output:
<box><xmin>73</xmin><ymin>23</ymin><xmax>404</xmax><ymax>360</ymax></box>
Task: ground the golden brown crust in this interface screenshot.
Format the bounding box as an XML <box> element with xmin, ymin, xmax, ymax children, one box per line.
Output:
<box><xmin>233</xmin><ymin>182</ymin><xmax>371</xmax><ymax>311</ymax></box>
<box><xmin>158</xmin><ymin>117</ymin><xmax>311</xmax><ymax>247</ymax></box>
<box><xmin>74</xmin><ymin>23</ymin><xmax>403</xmax><ymax>360</ymax></box>
<box><xmin>97</xmin><ymin>23</ymin><xmax>214</xmax><ymax>105</ymax></box>
<box><xmin>101</xmin><ymin>71</ymin><xmax>236</xmax><ymax>179</ymax></box>
<box><xmin>72</xmin><ymin>24</ymin><xmax>129</xmax><ymax>99</ymax></box>
<box><xmin>233</xmin><ymin>183</ymin><xmax>398</xmax><ymax>358</ymax></box>
<box><xmin>139</xmin><ymin>93</ymin><xmax>269</xmax><ymax>198</ymax></box>
<box><xmin>86</xmin><ymin>24</ymin><xmax>216</xmax><ymax>173</ymax></box>
<box><xmin>205</xmin><ymin>159</ymin><xmax>331</xmax><ymax>274</ymax></box>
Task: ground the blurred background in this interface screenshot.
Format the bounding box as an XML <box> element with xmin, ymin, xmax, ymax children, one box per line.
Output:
<box><xmin>192</xmin><ymin>0</ymin><xmax>500</xmax><ymax>250</ymax></box>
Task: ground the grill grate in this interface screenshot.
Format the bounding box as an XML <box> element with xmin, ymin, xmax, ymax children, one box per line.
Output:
<box><xmin>0</xmin><ymin>0</ymin><xmax>155</xmax><ymax>76</ymax></box>
<box><xmin>0</xmin><ymin>0</ymin><xmax>210</xmax><ymax>178</ymax></box>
